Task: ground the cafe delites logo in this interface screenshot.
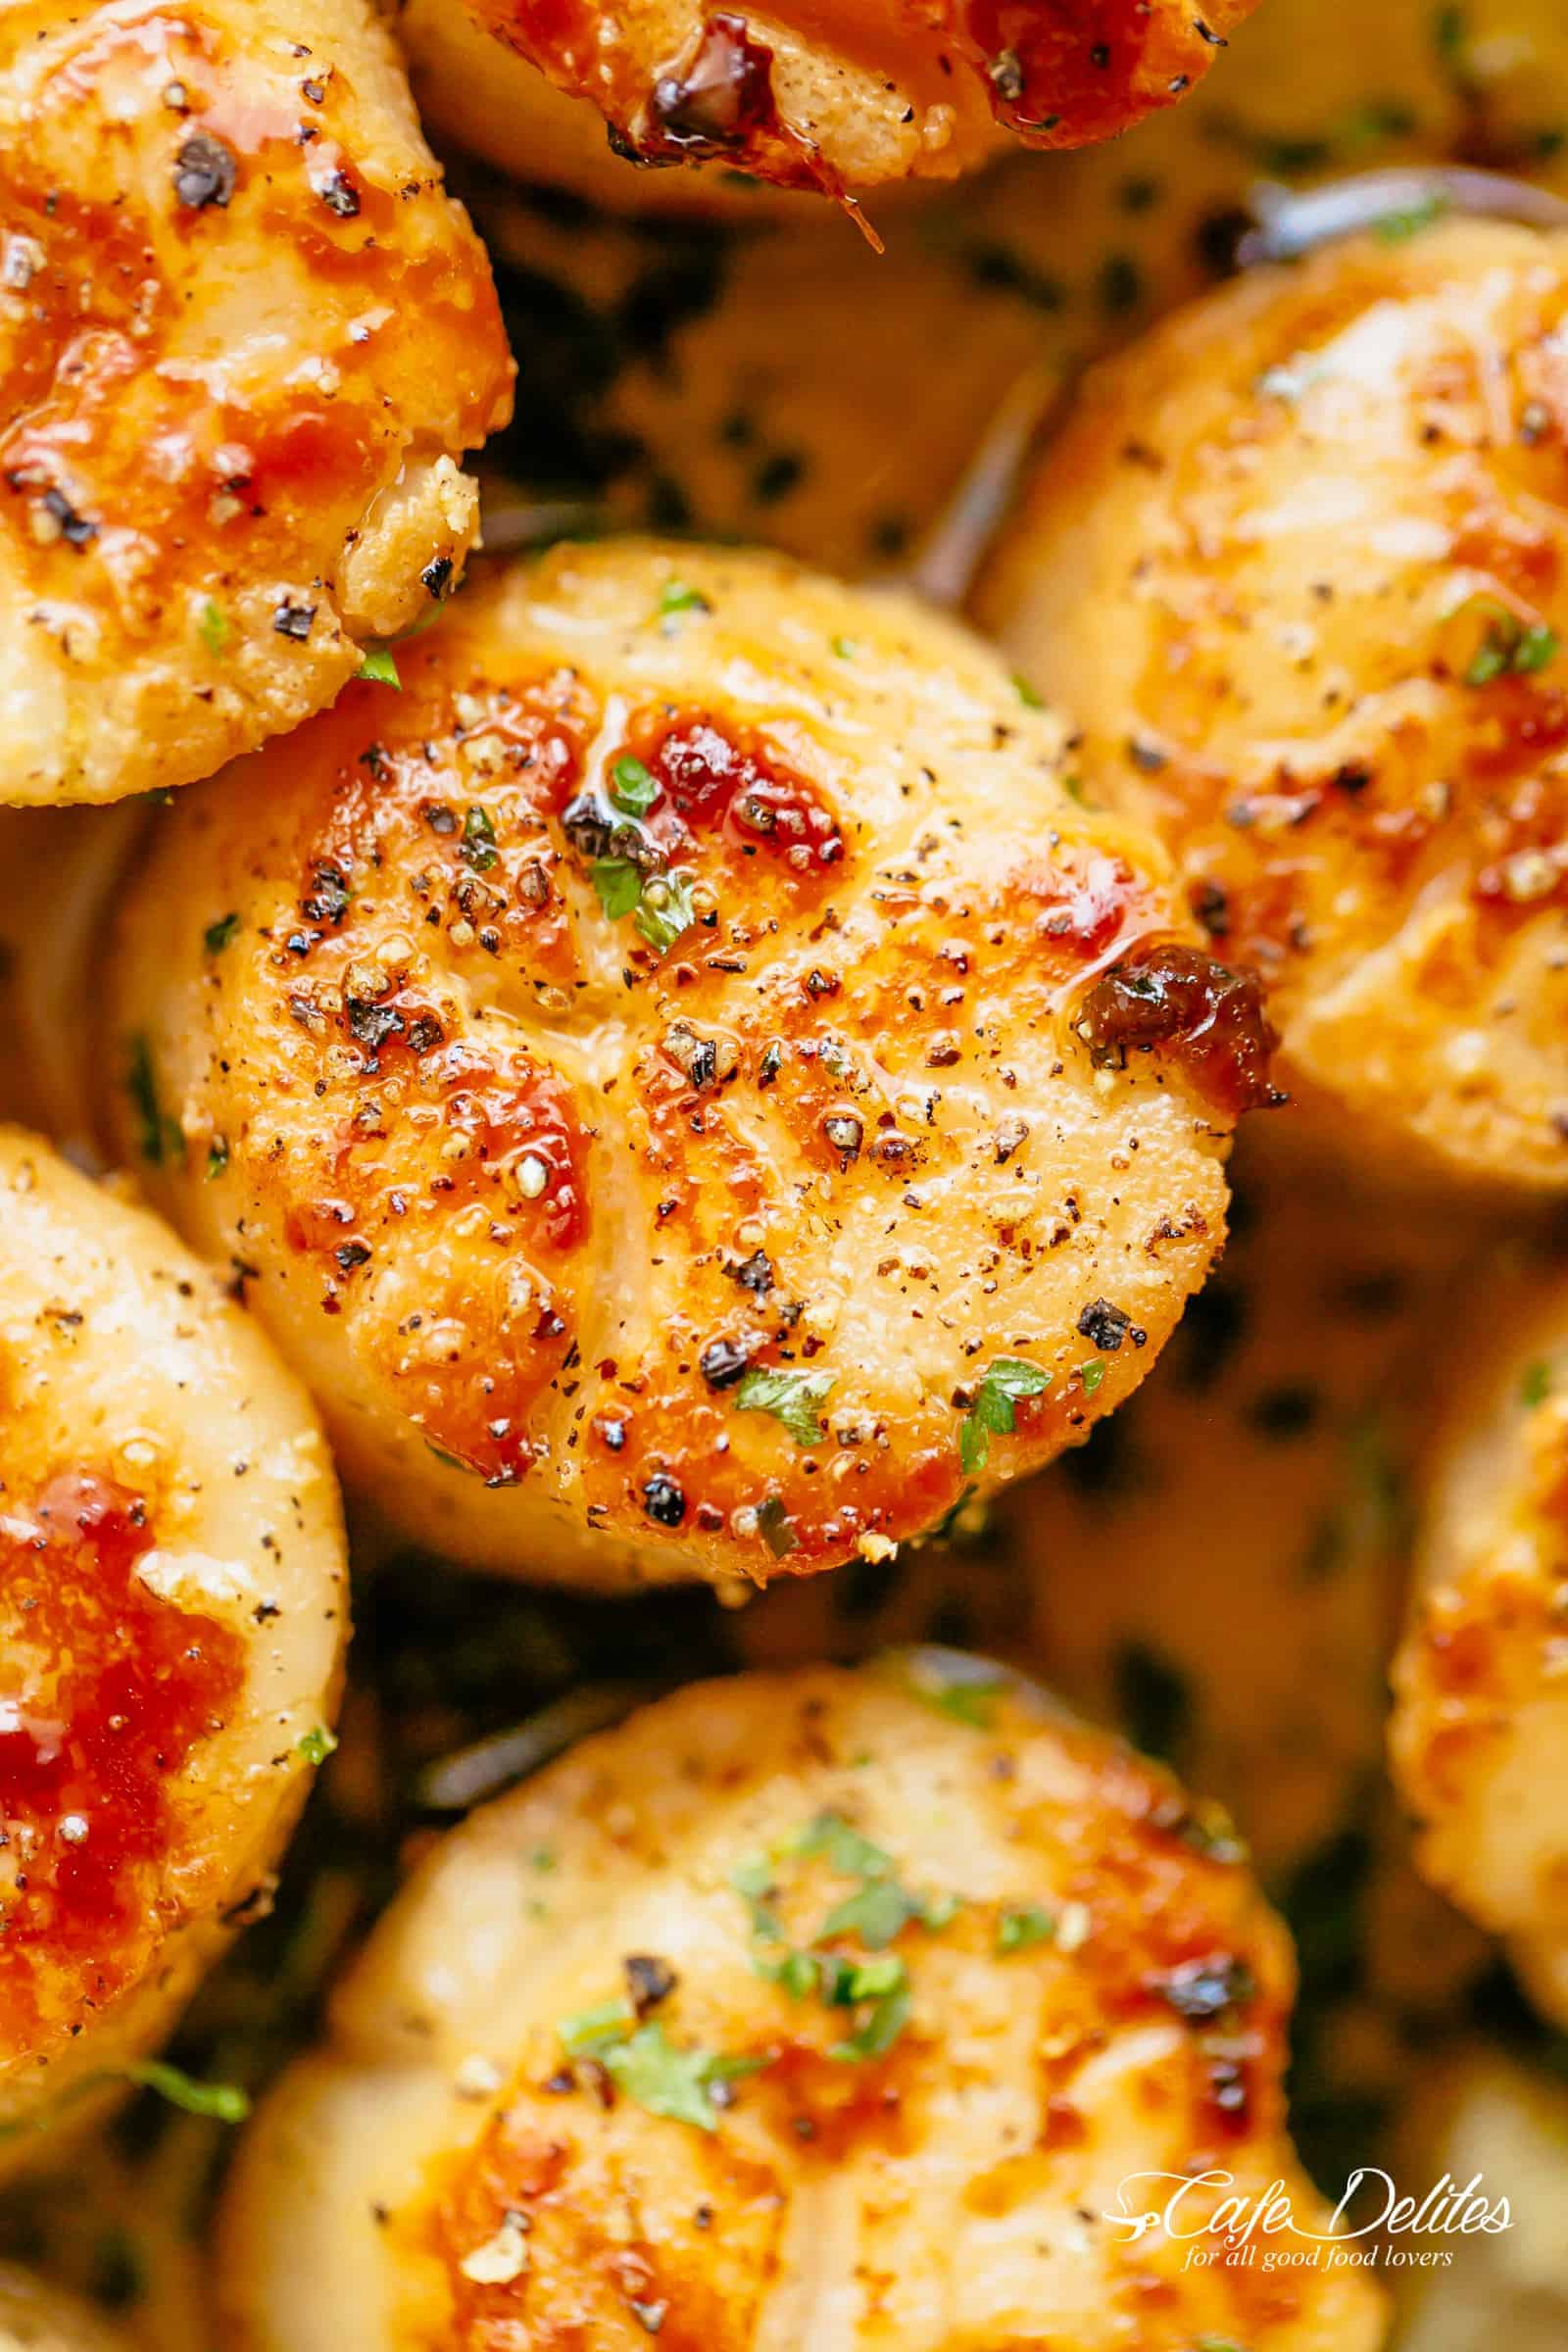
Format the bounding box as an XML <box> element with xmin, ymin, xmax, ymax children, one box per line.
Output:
<box><xmin>1102</xmin><ymin>2167</ymin><xmax>1513</xmax><ymax>2275</ymax></box>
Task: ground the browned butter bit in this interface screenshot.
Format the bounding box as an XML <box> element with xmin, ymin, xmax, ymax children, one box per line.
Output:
<box><xmin>1079</xmin><ymin>942</ymin><xmax>1282</xmax><ymax>1118</ymax></box>
<box><xmin>645</xmin><ymin>13</ymin><xmax>780</xmax><ymax>158</ymax></box>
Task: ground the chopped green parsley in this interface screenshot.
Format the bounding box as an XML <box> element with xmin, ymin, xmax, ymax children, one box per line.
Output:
<box><xmin>556</xmin><ymin>2012</ymin><xmax>756</xmax><ymax>2133</ymax></box>
<box><xmin>1459</xmin><ymin>597</ymin><xmax>1560</xmax><ymax>688</ymax></box>
<box><xmin>996</xmin><ymin>1906</ymin><xmax>1055</xmax><ymax>1955</ymax></box>
<box><xmin>733</xmin><ymin>1366</ymin><xmax>837</xmax><ymax>1446</ymax></box>
<box><xmin>609</xmin><ymin>755</ymin><xmax>660</xmax><ymax>816</ymax></box>
<box><xmin>462</xmin><ymin>805</ymin><xmax>498</xmax><ymax>871</ymax></box>
<box><xmin>124</xmin><ymin>1034</ymin><xmax>181</xmax><ymax>1167</ymax></box>
<box><xmin>959</xmin><ymin>1356</ymin><xmax>1052</xmax><ymax>1475</ymax></box>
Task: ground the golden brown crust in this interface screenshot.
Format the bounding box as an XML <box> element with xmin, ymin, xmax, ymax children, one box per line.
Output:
<box><xmin>104</xmin><ymin>538</ymin><xmax>1251</xmax><ymax>1588</ymax></box>
<box><xmin>216</xmin><ymin>1664</ymin><xmax>1385</xmax><ymax>2352</ymax></box>
<box><xmin>434</xmin><ymin>0</ymin><xmax>1257</xmax><ymax>202</ymax></box>
<box><xmin>0</xmin><ymin>1130</ymin><xmax>347</xmax><ymax>2163</ymax></box>
<box><xmin>979</xmin><ymin>217</ymin><xmax>1568</xmax><ymax>1191</ymax></box>
<box><xmin>0</xmin><ymin>0</ymin><xmax>514</xmax><ymax>807</ymax></box>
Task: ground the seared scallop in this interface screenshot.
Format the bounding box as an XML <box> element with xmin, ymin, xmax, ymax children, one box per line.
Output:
<box><xmin>402</xmin><ymin>0</ymin><xmax>1260</xmax><ymax>205</ymax></box>
<box><xmin>0</xmin><ymin>0</ymin><xmax>514</xmax><ymax>808</ymax></box>
<box><xmin>105</xmin><ymin>538</ymin><xmax>1269</xmax><ymax>1589</ymax></box>
<box><xmin>216</xmin><ymin>1661</ymin><xmax>1384</xmax><ymax>2352</ymax></box>
<box><xmin>0</xmin><ymin>2268</ymin><xmax>130</xmax><ymax>2352</ymax></box>
<box><xmin>0</xmin><ymin>1130</ymin><xmax>347</xmax><ymax>2165</ymax></box>
<box><xmin>1390</xmin><ymin>1259</ymin><xmax>1568</xmax><ymax>2022</ymax></box>
<box><xmin>1394</xmin><ymin>2045</ymin><xmax>1568</xmax><ymax>2351</ymax></box>
<box><xmin>979</xmin><ymin>217</ymin><xmax>1568</xmax><ymax>1191</ymax></box>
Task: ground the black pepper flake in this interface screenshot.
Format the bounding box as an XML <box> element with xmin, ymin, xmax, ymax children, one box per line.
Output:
<box><xmin>346</xmin><ymin>998</ymin><xmax>404</xmax><ymax>1052</ymax></box>
<box><xmin>822</xmin><ymin>1113</ymin><xmax>862</xmax><ymax>1166</ymax></box>
<box><xmin>988</xmin><ymin>47</ymin><xmax>1025</xmax><ymax>101</ymax></box>
<box><xmin>1153</xmin><ymin>1955</ymin><xmax>1255</xmax><ymax>2023</ymax></box>
<box><xmin>302</xmin><ymin>864</ymin><xmax>350</xmax><ymax>926</ymax></box>
<box><xmin>1077</xmin><ymin>1298</ymin><xmax>1147</xmax><ymax>1351</ymax></box>
<box><xmin>173</xmin><ymin>130</ymin><xmax>237</xmax><ymax>210</ymax></box>
<box><xmin>1090</xmin><ymin>41</ymin><xmax>1111</xmax><ymax>68</ymax></box>
<box><xmin>406</xmin><ymin>1014</ymin><xmax>445</xmax><ymax>1054</ymax></box>
<box><xmin>333</xmin><ymin>1240</ymin><xmax>371</xmax><ymax>1273</ymax></box>
<box><xmin>623</xmin><ymin>1954</ymin><xmax>678</xmax><ymax>2014</ymax></box>
<box><xmin>699</xmin><ymin>1336</ymin><xmax>752</xmax><ymax>1390</ymax></box>
<box><xmin>1190</xmin><ymin>878</ymin><xmax>1230</xmax><ymax>938</ymax></box>
<box><xmin>421</xmin><ymin>555</ymin><xmax>454</xmax><ymax>600</ymax></box>
<box><xmin>42</xmin><ymin>487</ymin><xmax>96</xmax><ymax>548</ymax></box>
<box><xmin>273</xmin><ymin>600</ymin><xmax>317</xmax><ymax>641</ymax></box>
<box><xmin>728</xmin><ymin>1249</ymin><xmax>774</xmax><ymax>1297</ymax></box>
<box><xmin>642</xmin><ymin>1474</ymin><xmax>687</xmax><ymax>1529</ymax></box>
<box><xmin>318</xmin><ymin>168</ymin><xmax>361</xmax><ymax>218</ymax></box>
<box><xmin>562</xmin><ymin>793</ymin><xmax>613</xmax><ymax>860</ymax></box>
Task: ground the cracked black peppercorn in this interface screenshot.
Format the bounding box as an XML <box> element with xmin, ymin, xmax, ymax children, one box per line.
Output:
<box><xmin>318</xmin><ymin>168</ymin><xmax>361</xmax><ymax>218</ymax></box>
<box><xmin>1077</xmin><ymin>1298</ymin><xmax>1148</xmax><ymax>1351</ymax></box>
<box><xmin>1155</xmin><ymin>1955</ymin><xmax>1255</xmax><ymax>2022</ymax></box>
<box><xmin>728</xmin><ymin>1249</ymin><xmax>774</xmax><ymax>1296</ymax></box>
<box><xmin>562</xmin><ymin>793</ymin><xmax>614</xmax><ymax>859</ymax></box>
<box><xmin>642</xmin><ymin>1474</ymin><xmax>687</xmax><ymax>1528</ymax></box>
<box><xmin>623</xmin><ymin>1954</ymin><xmax>678</xmax><ymax>2014</ymax></box>
<box><xmin>41</xmin><ymin>487</ymin><xmax>96</xmax><ymax>548</ymax></box>
<box><xmin>173</xmin><ymin>130</ymin><xmax>237</xmax><ymax>210</ymax></box>
<box><xmin>699</xmin><ymin>1337</ymin><xmax>752</xmax><ymax>1390</ymax></box>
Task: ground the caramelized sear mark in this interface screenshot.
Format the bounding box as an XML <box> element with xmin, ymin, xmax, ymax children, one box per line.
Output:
<box><xmin>0</xmin><ymin>1472</ymin><xmax>245</xmax><ymax>2040</ymax></box>
<box><xmin>428</xmin><ymin>2097</ymin><xmax>785</xmax><ymax>2350</ymax></box>
<box><xmin>963</xmin><ymin>0</ymin><xmax>1235</xmax><ymax>146</ymax></box>
<box><xmin>629</xmin><ymin>711</ymin><xmax>845</xmax><ymax>875</ymax></box>
<box><xmin>1079</xmin><ymin>942</ymin><xmax>1281</xmax><ymax>1117</ymax></box>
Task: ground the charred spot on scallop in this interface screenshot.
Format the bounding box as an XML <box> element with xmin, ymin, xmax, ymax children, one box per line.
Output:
<box><xmin>628</xmin><ymin>714</ymin><xmax>845</xmax><ymax>873</ymax></box>
<box><xmin>1078</xmin><ymin>944</ymin><xmax>1281</xmax><ymax>1117</ymax></box>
